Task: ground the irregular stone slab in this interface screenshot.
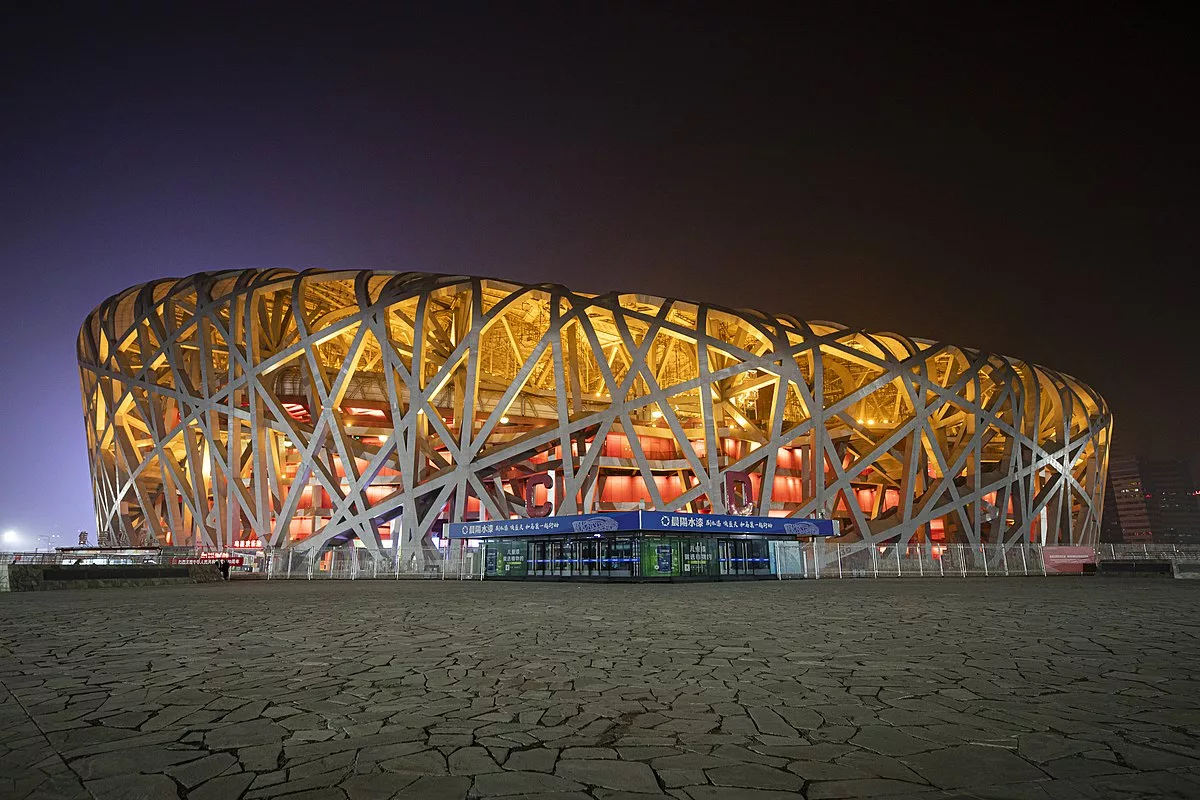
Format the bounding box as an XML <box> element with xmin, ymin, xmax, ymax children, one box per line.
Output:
<box><xmin>188</xmin><ymin>772</ymin><xmax>258</xmax><ymax>800</ymax></box>
<box><xmin>85</xmin><ymin>774</ymin><xmax>180</xmax><ymax>800</ymax></box>
<box><xmin>340</xmin><ymin>773</ymin><xmax>419</xmax><ymax>800</ymax></box>
<box><xmin>705</xmin><ymin>762</ymin><xmax>805</xmax><ymax>792</ymax></box>
<box><xmin>556</xmin><ymin>759</ymin><xmax>660</xmax><ymax>793</ymax></box>
<box><xmin>746</xmin><ymin>707</ymin><xmax>796</xmax><ymax>737</ymax></box>
<box><xmin>240</xmin><ymin>742</ymin><xmax>283</xmax><ymax>771</ymax></box>
<box><xmin>448</xmin><ymin>746</ymin><xmax>502</xmax><ymax>775</ymax></box>
<box><xmin>393</xmin><ymin>775</ymin><xmax>471</xmax><ymax>799</ymax></box>
<box><xmin>165</xmin><ymin>752</ymin><xmax>238</xmax><ymax>788</ymax></box>
<box><xmin>561</xmin><ymin>746</ymin><xmax>618</xmax><ymax>760</ymax></box>
<box><xmin>71</xmin><ymin>746</ymin><xmax>204</xmax><ymax>780</ymax></box>
<box><xmin>505</xmin><ymin>748</ymin><xmax>559</xmax><ymax>772</ymax></box>
<box><xmin>206</xmin><ymin>719</ymin><xmax>289</xmax><ymax>749</ymax></box>
<box><xmin>1113</xmin><ymin>742</ymin><xmax>1200</xmax><ymax>770</ymax></box>
<box><xmin>1016</xmin><ymin>732</ymin><xmax>1092</xmax><ymax>763</ymax></box>
<box><xmin>903</xmin><ymin>744</ymin><xmax>1046</xmax><ymax>788</ymax></box>
<box><xmin>835</xmin><ymin>751</ymin><xmax>923</xmax><ymax>782</ymax></box>
<box><xmin>656</xmin><ymin>768</ymin><xmax>707</xmax><ymax>788</ymax></box>
<box><xmin>650</xmin><ymin>754</ymin><xmax>740</xmax><ymax>770</ymax></box>
<box><xmin>380</xmin><ymin>749</ymin><xmax>449</xmax><ymax>775</ymax></box>
<box><xmin>850</xmin><ymin>726</ymin><xmax>938</xmax><ymax>756</ymax></box>
<box><xmin>807</xmin><ymin>778</ymin><xmax>932</xmax><ymax>799</ymax></box>
<box><xmin>473</xmin><ymin>770</ymin><xmax>586</xmax><ymax>796</ymax></box>
<box><xmin>264</xmin><ymin>789</ymin><xmax>346</xmax><ymax>800</ymax></box>
<box><xmin>1042</xmin><ymin>756</ymin><xmax>1134</xmax><ymax>780</ymax></box>
<box><xmin>685</xmin><ymin>788</ymin><xmax>809</xmax><ymax>800</ymax></box>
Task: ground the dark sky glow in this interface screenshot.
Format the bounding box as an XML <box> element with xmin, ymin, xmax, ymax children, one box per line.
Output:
<box><xmin>1</xmin><ymin>5</ymin><xmax>1195</xmax><ymax>543</ymax></box>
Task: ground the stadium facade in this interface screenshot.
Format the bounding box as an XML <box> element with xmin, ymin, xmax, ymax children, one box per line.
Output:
<box><xmin>78</xmin><ymin>269</ymin><xmax>1111</xmax><ymax>568</ymax></box>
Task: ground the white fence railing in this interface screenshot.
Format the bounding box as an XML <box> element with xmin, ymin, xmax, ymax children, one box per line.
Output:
<box><xmin>264</xmin><ymin>545</ymin><xmax>481</xmax><ymax>580</ymax></box>
<box><xmin>1096</xmin><ymin>543</ymin><xmax>1200</xmax><ymax>562</ymax></box>
<box><xmin>7</xmin><ymin>542</ymin><xmax>1196</xmax><ymax>580</ymax></box>
<box><xmin>206</xmin><ymin>541</ymin><xmax>1200</xmax><ymax>580</ymax></box>
<box><xmin>771</xmin><ymin>541</ymin><xmax>1049</xmax><ymax>579</ymax></box>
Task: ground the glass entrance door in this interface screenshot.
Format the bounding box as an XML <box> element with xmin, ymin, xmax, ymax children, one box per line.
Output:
<box><xmin>717</xmin><ymin>539</ymin><xmax>771</xmax><ymax>576</ymax></box>
<box><xmin>718</xmin><ymin>540</ymin><xmax>736</xmax><ymax>575</ymax></box>
<box><xmin>576</xmin><ymin>539</ymin><xmax>601</xmax><ymax>576</ymax></box>
<box><xmin>606</xmin><ymin>537</ymin><xmax>636</xmax><ymax>577</ymax></box>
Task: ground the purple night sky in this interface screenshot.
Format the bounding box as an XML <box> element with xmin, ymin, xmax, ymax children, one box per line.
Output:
<box><xmin>1</xmin><ymin>5</ymin><xmax>1195</xmax><ymax>546</ymax></box>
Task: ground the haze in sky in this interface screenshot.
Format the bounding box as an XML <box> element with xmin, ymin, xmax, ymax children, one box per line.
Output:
<box><xmin>1</xmin><ymin>5</ymin><xmax>1195</xmax><ymax>545</ymax></box>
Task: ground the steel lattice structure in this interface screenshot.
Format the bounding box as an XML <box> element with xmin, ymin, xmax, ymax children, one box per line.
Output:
<box><xmin>79</xmin><ymin>269</ymin><xmax>1111</xmax><ymax>563</ymax></box>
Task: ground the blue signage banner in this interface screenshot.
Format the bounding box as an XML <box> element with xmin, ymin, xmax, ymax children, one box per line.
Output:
<box><xmin>446</xmin><ymin>512</ymin><xmax>641</xmax><ymax>539</ymax></box>
<box><xmin>639</xmin><ymin>512</ymin><xmax>838</xmax><ymax>536</ymax></box>
<box><xmin>446</xmin><ymin>511</ymin><xmax>838</xmax><ymax>539</ymax></box>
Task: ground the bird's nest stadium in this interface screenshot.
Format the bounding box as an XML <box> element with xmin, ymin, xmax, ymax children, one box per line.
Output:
<box><xmin>78</xmin><ymin>269</ymin><xmax>1111</xmax><ymax>576</ymax></box>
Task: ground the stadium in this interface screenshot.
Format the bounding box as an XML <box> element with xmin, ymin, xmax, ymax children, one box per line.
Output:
<box><xmin>78</xmin><ymin>269</ymin><xmax>1111</xmax><ymax>577</ymax></box>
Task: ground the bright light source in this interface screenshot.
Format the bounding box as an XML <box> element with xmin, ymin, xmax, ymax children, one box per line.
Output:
<box><xmin>867</xmin><ymin>419</ymin><xmax>875</xmax><ymax>425</ymax></box>
<box><xmin>500</xmin><ymin>416</ymin><xmax>510</xmax><ymax>424</ymax></box>
<box><xmin>650</xmin><ymin>409</ymin><xmax>663</xmax><ymax>419</ymax></box>
<box><xmin>2</xmin><ymin>530</ymin><xmax>19</xmax><ymax>545</ymax></box>
<box><xmin>282</xmin><ymin>438</ymin><xmax>294</xmax><ymax>449</ymax></box>
<box><xmin>856</xmin><ymin>418</ymin><xmax>864</xmax><ymax>424</ymax></box>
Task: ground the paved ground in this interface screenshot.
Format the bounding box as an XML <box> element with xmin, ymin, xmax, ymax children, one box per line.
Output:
<box><xmin>2</xmin><ymin>579</ymin><xmax>1199</xmax><ymax>800</ymax></box>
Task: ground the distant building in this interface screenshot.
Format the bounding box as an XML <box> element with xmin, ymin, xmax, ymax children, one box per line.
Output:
<box><xmin>1102</xmin><ymin>457</ymin><xmax>1200</xmax><ymax>544</ymax></box>
<box><xmin>1142</xmin><ymin>460</ymin><xmax>1200</xmax><ymax>544</ymax></box>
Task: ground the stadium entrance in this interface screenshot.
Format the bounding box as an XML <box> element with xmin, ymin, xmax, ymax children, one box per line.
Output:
<box><xmin>446</xmin><ymin>511</ymin><xmax>838</xmax><ymax>581</ymax></box>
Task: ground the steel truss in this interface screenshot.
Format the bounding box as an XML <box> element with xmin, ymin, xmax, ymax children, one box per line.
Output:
<box><xmin>78</xmin><ymin>269</ymin><xmax>1111</xmax><ymax>566</ymax></box>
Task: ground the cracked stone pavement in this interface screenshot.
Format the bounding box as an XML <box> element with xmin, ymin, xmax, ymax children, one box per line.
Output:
<box><xmin>2</xmin><ymin>579</ymin><xmax>1199</xmax><ymax>799</ymax></box>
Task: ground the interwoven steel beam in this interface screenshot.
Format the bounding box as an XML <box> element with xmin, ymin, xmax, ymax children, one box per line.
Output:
<box><xmin>78</xmin><ymin>269</ymin><xmax>1111</xmax><ymax>564</ymax></box>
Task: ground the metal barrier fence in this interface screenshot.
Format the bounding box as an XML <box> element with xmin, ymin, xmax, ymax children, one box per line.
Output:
<box><xmin>1097</xmin><ymin>543</ymin><xmax>1200</xmax><ymax>562</ymax></box>
<box><xmin>262</xmin><ymin>542</ymin><xmax>1050</xmax><ymax>580</ymax></box>
<box><xmin>771</xmin><ymin>541</ymin><xmax>1049</xmax><ymax>579</ymax></box>
<box><xmin>0</xmin><ymin>547</ymin><xmax>265</xmax><ymax>568</ymax></box>
<box><xmin>5</xmin><ymin>542</ymin><xmax>1198</xmax><ymax>579</ymax></box>
<box><xmin>264</xmin><ymin>545</ymin><xmax>481</xmax><ymax>580</ymax></box>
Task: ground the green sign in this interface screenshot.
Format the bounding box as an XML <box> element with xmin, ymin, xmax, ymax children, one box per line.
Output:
<box><xmin>486</xmin><ymin>541</ymin><xmax>528</xmax><ymax>577</ymax></box>
<box><xmin>640</xmin><ymin>538</ymin><xmax>680</xmax><ymax>577</ymax></box>
<box><xmin>681</xmin><ymin>538</ymin><xmax>717</xmax><ymax>577</ymax></box>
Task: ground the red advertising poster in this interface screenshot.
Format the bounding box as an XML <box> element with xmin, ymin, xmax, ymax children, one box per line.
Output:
<box><xmin>1041</xmin><ymin>546</ymin><xmax>1096</xmax><ymax>574</ymax></box>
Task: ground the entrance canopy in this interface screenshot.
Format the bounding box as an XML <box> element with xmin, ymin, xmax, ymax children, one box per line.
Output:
<box><xmin>446</xmin><ymin>511</ymin><xmax>839</xmax><ymax>540</ymax></box>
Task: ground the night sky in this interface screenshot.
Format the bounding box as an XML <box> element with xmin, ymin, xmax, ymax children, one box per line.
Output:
<box><xmin>2</xmin><ymin>5</ymin><xmax>1195</xmax><ymax>546</ymax></box>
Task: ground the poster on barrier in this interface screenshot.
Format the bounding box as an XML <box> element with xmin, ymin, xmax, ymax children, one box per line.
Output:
<box><xmin>1041</xmin><ymin>547</ymin><xmax>1095</xmax><ymax>574</ymax></box>
<box><xmin>171</xmin><ymin>556</ymin><xmax>244</xmax><ymax>566</ymax></box>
